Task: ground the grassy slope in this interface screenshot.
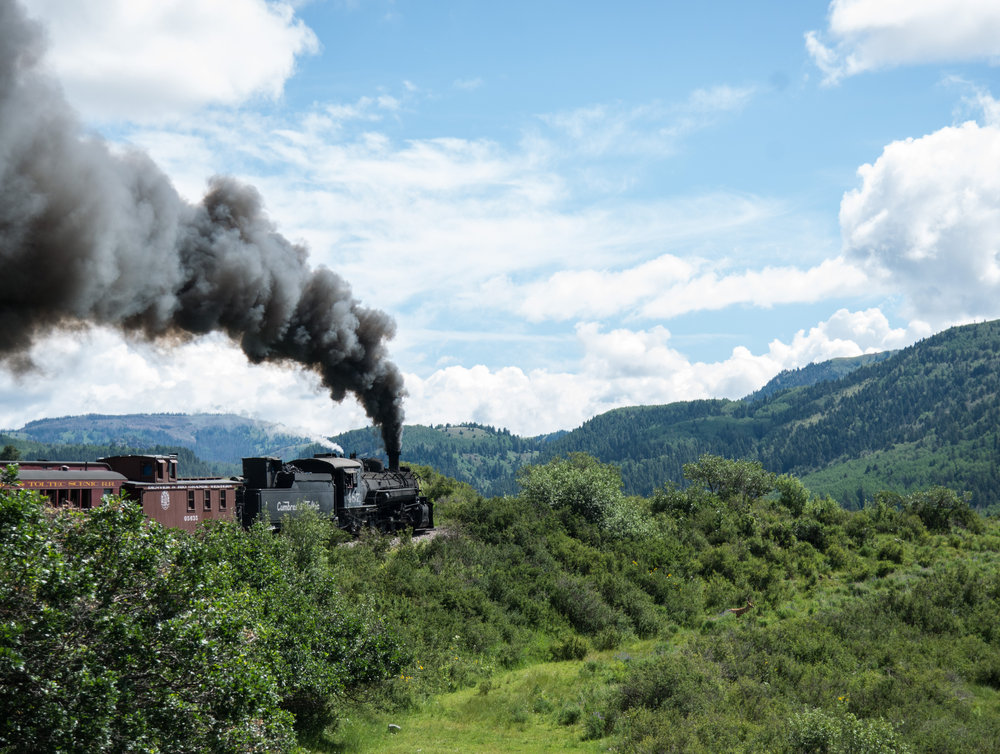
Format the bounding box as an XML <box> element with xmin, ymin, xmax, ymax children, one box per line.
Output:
<box><xmin>332</xmin><ymin>661</ymin><xmax>611</xmax><ymax>753</ymax></box>
<box><xmin>331</xmin><ymin>535</ymin><xmax>1000</xmax><ymax>752</ymax></box>
<box><xmin>320</xmin><ymin>532</ymin><xmax>1000</xmax><ymax>752</ymax></box>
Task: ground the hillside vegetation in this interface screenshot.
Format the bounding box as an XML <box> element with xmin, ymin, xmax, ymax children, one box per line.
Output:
<box><xmin>5</xmin><ymin>455</ymin><xmax>999</xmax><ymax>752</ymax></box>
<box><xmin>541</xmin><ymin>319</ymin><xmax>1000</xmax><ymax>507</ymax></box>
<box><xmin>328</xmin><ymin>423</ymin><xmax>563</xmax><ymax>497</ymax></box>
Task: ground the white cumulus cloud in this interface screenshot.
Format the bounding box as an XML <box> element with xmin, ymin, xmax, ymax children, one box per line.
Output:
<box><xmin>22</xmin><ymin>0</ymin><xmax>319</xmax><ymax>121</ymax></box>
<box><xmin>398</xmin><ymin>309</ymin><xmax>925</xmax><ymax>435</ymax></box>
<box><xmin>806</xmin><ymin>0</ymin><xmax>1000</xmax><ymax>83</ymax></box>
<box><xmin>0</xmin><ymin>310</ymin><xmax>926</xmax><ymax>439</ymax></box>
<box><xmin>841</xmin><ymin>114</ymin><xmax>1000</xmax><ymax>325</ymax></box>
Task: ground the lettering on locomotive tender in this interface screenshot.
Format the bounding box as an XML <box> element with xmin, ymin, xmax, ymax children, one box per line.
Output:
<box><xmin>275</xmin><ymin>500</ymin><xmax>319</xmax><ymax>512</ymax></box>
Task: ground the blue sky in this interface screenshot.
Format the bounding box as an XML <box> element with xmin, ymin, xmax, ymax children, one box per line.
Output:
<box><xmin>4</xmin><ymin>0</ymin><xmax>1000</xmax><ymax>438</ymax></box>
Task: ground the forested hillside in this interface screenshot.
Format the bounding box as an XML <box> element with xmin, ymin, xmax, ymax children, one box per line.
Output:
<box><xmin>329</xmin><ymin>423</ymin><xmax>564</xmax><ymax>497</ymax></box>
<box><xmin>744</xmin><ymin>351</ymin><xmax>894</xmax><ymax>401</ymax></box>
<box><xmin>543</xmin><ymin>320</ymin><xmax>1000</xmax><ymax>508</ymax></box>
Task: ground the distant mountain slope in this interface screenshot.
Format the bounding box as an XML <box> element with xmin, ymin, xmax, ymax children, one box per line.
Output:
<box><xmin>9</xmin><ymin>413</ymin><xmax>322</xmax><ymax>466</ymax></box>
<box><xmin>328</xmin><ymin>423</ymin><xmax>564</xmax><ymax>497</ymax></box>
<box><xmin>745</xmin><ymin>351</ymin><xmax>895</xmax><ymax>402</ymax></box>
<box><xmin>7</xmin><ymin>319</ymin><xmax>1000</xmax><ymax>508</ymax></box>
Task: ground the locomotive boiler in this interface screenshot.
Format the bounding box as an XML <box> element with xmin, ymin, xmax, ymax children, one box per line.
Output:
<box><xmin>237</xmin><ymin>452</ymin><xmax>434</xmax><ymax>533</ymax></box>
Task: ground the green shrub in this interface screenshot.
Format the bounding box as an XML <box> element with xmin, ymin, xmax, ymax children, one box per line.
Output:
<box><xmin>787</xmin><ymin>704</ymin><xmax>910</xmax><ymax>753</ymax></box>
<box><xmin>550</xmin><ymin>635</ymin><xmax>589</xmax><ymax>661</ymax></box>
<box><xmin>877</xmin><ymin>539</ymin><xmax>905</xmax><ymax>564</ymax></box>
<box><xmin>518</xmin><ymin>453</ymin><xmax>625</xmax><ymax>527</ymax></box>
<box><xmin>776</xmin><ymin>473</ymin><xmax>809</xmax><ymax>517</ymax></box>
<box><xmin>594</xmin><ymin>628</ymin><xmax>626</xmax><ymax>651</ymax></box>
<box><xmin>904</xmin><ymin>487</ymin><xmax>982</xmax><ymax>533</ymax></box>
<box><xmin>826</xmin><ymin>543</ymin><xmax>850</xmax><ymax>569</ymax></box>
<box><xmin>550</xmin><ymin>576</ymin><xmax>620</xmax><ymax>635</ymax></box>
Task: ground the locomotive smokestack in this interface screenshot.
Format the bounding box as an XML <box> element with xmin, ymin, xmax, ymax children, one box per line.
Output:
<box><xmin>0</xmin><ymin>0</ymin><xmax>405</xmax><ymax>450</ymax></box>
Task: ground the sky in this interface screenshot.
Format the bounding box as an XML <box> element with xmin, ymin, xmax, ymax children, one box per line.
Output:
<box><xmin>2</xmin><ymin>0</ymin><xmax>1000</xmax><ymax>440</ymax></box>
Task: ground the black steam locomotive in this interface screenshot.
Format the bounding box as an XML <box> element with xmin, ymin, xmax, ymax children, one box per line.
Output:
<box><xmin>238</xmin><ymin>452</ymin><xmax>434</xmax><ymax>534</ymax></box>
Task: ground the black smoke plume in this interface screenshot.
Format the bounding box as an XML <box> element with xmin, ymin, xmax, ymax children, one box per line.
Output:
<box><xmin>0</xmin><ymin>0</ymin><xmax>405</xmax><ymax>454</ymax></box>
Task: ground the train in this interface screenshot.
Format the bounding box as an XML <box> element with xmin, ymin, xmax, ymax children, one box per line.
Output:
<box><xmin>3</xmin><ymin>450</ymin><xmax>433</xmax><ymax>535</ymax></box>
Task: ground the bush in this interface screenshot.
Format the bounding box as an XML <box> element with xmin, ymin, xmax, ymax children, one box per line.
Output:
<box><xmin>550</xmin><ymin>635</ymin><xmax>589</xmax><ymax>661</ymax></box>
<box><xmin>776</xmin><ymin>473</ymin><xmax>809</xmax><ymax>517</ymax></box>
<box><xmin>787</xmin><ymin>704</ymin><xmax>911</xmax><ymax>753</ymax></box>
<box><xmin>0</xmin><ymin>489</ymin><xmax>402</xmax><ymax>752</ymax></box>
<box><xmin>683</xmin><ymin>454</ymin><xmax>776</xmax><ymax>507</ymax></box>
<box><xmin>550</xmin><ymin>576</ymin><xmax>620</xmax><ymax>635</ymax></box>
<box><xmin>518</xmin><ymin>453</ymin><xmax>625</xmax><ymax>527</ymax></box>
<box><xmin>904</xmin><ymin>487</ymin><xmax>982</xmax><ymax>533</ymax></box>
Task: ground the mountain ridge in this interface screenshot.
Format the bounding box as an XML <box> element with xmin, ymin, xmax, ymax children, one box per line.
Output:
<box><xmin>7</xmin><ymin>319</ymin><xmax>1000</xmax><ymax>508</ymax></box>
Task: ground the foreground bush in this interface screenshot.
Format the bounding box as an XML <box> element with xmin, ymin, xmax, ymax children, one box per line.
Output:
<box><xmin>0</xmin><ymin>486</ymin><xmax>401</xmax><ymax>753</ymax></box>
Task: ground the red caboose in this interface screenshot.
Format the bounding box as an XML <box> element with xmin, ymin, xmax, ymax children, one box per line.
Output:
<box><xmin>101</xmin><ymin>454</ymin><xmax>240</xmax><ymax>533</ymax></box>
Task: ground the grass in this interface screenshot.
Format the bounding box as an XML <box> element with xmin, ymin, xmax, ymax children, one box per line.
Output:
<box><xmin>326</xmin><ymin>660</ymin><xmax>619</xmax><ymax>753</ymax></box>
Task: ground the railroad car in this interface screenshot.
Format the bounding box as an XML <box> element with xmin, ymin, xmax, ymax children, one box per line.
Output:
<box><xmin>10</xmin><ymin>460</ymin><xmax>127</xmax><ymax>508</ymax></box>
<box><xmin>102</xmin><ymin>454</ymin><xmax>241</xmax><ymax>533</ymax></box>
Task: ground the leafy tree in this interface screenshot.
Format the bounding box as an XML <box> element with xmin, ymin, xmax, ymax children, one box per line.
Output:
<box><xmin>775</xmin><ymin>473</ymin><xmax>809</xmax><ymax>517</ymax></box>
<box><xmin>518</xmin><ymin>453</ymin><xmax>624</xmax><ymax>523</ymax></box>
<box><xmin>517</xmin><ymin>453</ymin><xmax>650</xmax><ymax>537</ymax></box>
<box><xmin>683</xmin><ymin>454</ymin><xmax>776</xmax><ymax>507</ymax></box>
<box><xmin>1</xmin><ymin>444</ymin><xmax>19</xmax><ymax>461</ymax></box>
<box><xmin>903</xmin><ymin>486</ymin><xmax>981</xmax><ymax>533</ymax></box>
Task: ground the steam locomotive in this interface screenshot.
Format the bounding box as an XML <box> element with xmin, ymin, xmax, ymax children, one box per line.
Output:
<box><xmin>6</xmin><ymin>450</ymin><xmax>433</xmax><ymax>536</ymax></box>
<box><xmin>239</xmin><ymin>452</ymin><xmax>434</xmax><ymax>534</ymax></box>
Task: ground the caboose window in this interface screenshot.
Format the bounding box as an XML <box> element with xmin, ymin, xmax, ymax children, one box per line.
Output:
<box><xmin>187</xmin><ymin>491</ymin><xmax>195</xmax><ymax>511</ymax></box>
<box><xmin>203</xmin><ymin>490</ymin><xmax>211</xmax><ymax>511</ymax></box>
<box><xmin>142</xmin><ymin>462</ymin><xmax>153</xmax><ymax>477</ymax></box>
<box><xmin>219</xmin><ymin>490</ymin><xmax>227</xmax><ymax>510</ymax></box>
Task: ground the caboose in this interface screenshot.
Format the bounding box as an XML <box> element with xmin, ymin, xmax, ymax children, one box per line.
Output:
<box><xmin>101</xmin><ymin>454</ymin><xmax>241</xmax><ymax>533</ymax></box>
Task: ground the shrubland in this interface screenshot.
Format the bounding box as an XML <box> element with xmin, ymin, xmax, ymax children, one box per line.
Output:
<box><xmin>3</xmin><ymin>454</ymin><xmax>1000</xmax><ymax>752</ymax></box>
<box><xmin>0</xmin><ymin>466</ymin><xmax>400</xmax><ymax>753</ymax></box>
